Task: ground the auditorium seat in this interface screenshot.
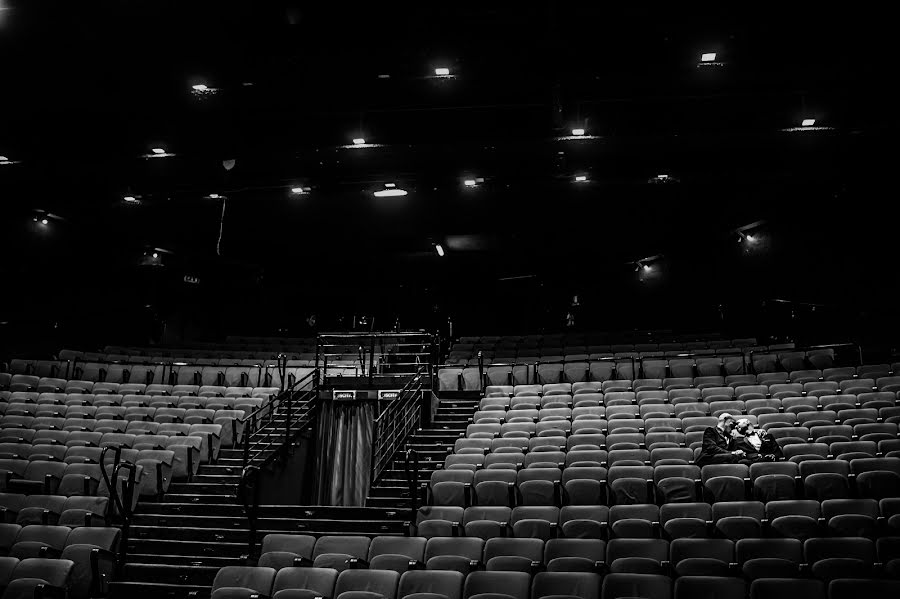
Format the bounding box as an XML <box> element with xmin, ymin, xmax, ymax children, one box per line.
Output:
<box><xmin>270</xmin><ymin>567</ymin><xmax>338</xmax><ymax>599</ymax></box>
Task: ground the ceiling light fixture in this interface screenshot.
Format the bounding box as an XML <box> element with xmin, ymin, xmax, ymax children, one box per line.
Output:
<box><xmin>291</xmin><ymin>186</ymin><xmax>308</xmax><ymax>194</ymax></box>
<box><xmin>151</xmin><ymin>148</ymin><xmax>166</xmax><ymax>154</ymax></box>
<box><xmin>208</xmin><ymin>193</ymin><xmax>220</xmax><ymax>199</ymax></box>
<box><xmin>152</xmin><ymin>252</ymin><xmax>158</xmax><ymax>259</ymax></box>
<box><xmin>41</xmin><ymin>219</ymin><xmax>48</xmax><ymax>225</ymax></box>
<box><xmin>192</xmin><ymin>84</ymin><xmax>208</xmax><ymax>91</ymax></box>
<box><xmin>435</xmin><ymin>244</ymin><xmax>445</xmax><ymax>257</ymax></box>
<box><xmin>801</xmin><ymin>118</ymin><xmax>816</xmax><ymax>127</ymax></box>
<box><xmin>434</xmin><ymin>67</ymin><xmax>450</xmax><ymax>76</ymax></box>
<box><xmin>574</xmin><ymin>175</ymin><xmax>588</xmax><ymax>182</ymax></box>
<box><xmin>384</xmin><ymin>183</ymin><xmax>396</xmax><ymax>188</ymax></box>
<box><xmin>352</xmin><ymin>138</ymin><xmax>366</xmax><ymax>145</ymax></box>
<box><xmin>701</xmin><ymin>52</ymin><xmax>717</xmax><ymax>62</ymax></box>
<box><xmin>374</xmin><ymin>188</ymin><xmax>408</xmax><ymax>197</ymax></box>
<box><xmin>464</xmin><ymin>179</ymin><xmax>477</xmax><ymax>187</ymax></box>
<box><xmin>572</xmin><ymin>128</ymin><xmax>585</xmax><ymax>136</ymax></box>
<box><xmin>123</xmin><ymin>195</ymin><xmax>138</xmax><ymax>203</ymax></box>
<box><xmin>0</xmin><ymin>156</ymin><xmax>8</xmax><ymax>162</ymax></box>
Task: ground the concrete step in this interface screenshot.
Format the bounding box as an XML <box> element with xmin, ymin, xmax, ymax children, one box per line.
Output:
<box><xmin>108</xmin><ymin>581</ymin><xmax>210</xmax><ymax>599</ymax></box>
<box><xmin>122</xmin><ymin>563</ymin><xmax>221</xmax><ymax>586</ymax></box>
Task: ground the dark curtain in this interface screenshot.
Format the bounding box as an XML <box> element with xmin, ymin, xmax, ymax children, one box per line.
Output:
<box><xmin>315</xmin><ymin>398</ymin><xmax>374</xmax><ymax>506</ymax></box>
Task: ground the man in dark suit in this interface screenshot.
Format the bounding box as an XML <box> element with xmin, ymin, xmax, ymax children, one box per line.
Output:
<box><xmin>696</xmin><ymin>413</ymin><xmax>747</xmax><ymax>466</ymax></box>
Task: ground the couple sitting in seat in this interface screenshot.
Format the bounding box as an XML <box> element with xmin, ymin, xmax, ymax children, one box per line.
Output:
<box><xmin>696</xmin><ymin>413</ymin><xmax>783</xmax><ymax>466</ymax></box>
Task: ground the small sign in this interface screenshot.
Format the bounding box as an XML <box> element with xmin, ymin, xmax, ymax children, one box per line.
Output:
<box><xmin>333</xmin><ymin>390</ymin><xmax>357</xmax><ymax>401</ymax></box>
<box><xmin>378</xmin><ymin>390</ymin><xmax>400</xmax><ymax>400</ymax></box>
<box><xmin>183</xmin><ymin>275</ymin><xmax>200</xmax><ymax>285</ymax></box>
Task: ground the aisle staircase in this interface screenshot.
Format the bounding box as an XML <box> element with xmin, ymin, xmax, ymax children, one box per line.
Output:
<box><xmin>109</xmin><ymin>430</ymin><xmax>410</xmax><ymax>598</ymax></box>
<box><xmin>366</xmin><ymin>396</ymin><xmax>479</xmax><ymax>509</ymax></box>
<box><xmin>107</xmin><ymin>371</ymin><xmax>477</xmax><ymax>598</ymax></box>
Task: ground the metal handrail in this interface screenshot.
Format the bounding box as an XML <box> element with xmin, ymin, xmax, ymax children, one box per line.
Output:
<box><xmin>99</xmin><ymin>446</ymin><xmax>136</xmax><ymax>567</ymax></box>
<box><xmin>403</xmin><ymin>448</ymin><xmax>420</xmax><ymax>523</ymax></box>
<box><xmin>241</xmin><ymin>370</ymin><xmax>320</xmax><ymax>468</ymax></box>
<box><xmin>237</xmin><ymin>465</ymin><xmax>260</xmax><ymax>555</ymax></box>
<box><xmin>371</xmin><ymin>366</ymin><xmax>427</xmax><ymax>480</ymax></box>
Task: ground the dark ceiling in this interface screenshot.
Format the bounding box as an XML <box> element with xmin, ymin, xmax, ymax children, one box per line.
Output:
<box><xmin>0</xmin><ymin>2</ymin><xmax>895</xmax><ymax>347</ymax></box>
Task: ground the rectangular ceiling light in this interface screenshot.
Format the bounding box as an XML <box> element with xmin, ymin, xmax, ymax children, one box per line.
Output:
<box><xmin>435</xmin><ymin>244</ymin><xmax>445</xmax><ymax>257</ymax></box>
<box><xmin>575</xmin><ymin>175</ymin><xmax>587</xmax><ymax>182</ymax></box>
<box><xmin>192</xmin><ymin>84</ymin><xmax>208</xmax><ymax>91</ymax></box>
<box><xmin>435</xmin><ymin>67</ymin><xmax>450</xmax><ymax>76</ymax></box>
<box><xmin>151</xmin><ymin>148</ymin><xmax>166</xmax><ymax>154</ymax></box>
<box><xmin>801</xmin><ymin>118</ymin><xmax>816</xmax><ymax>127</ymax></box>
<box><xmin>464</xmin><ymin>179</ymin><xmax>477</xmax><ymax>187</ymax></box>
<box><xmin>384</xmin><ymin>183</ymin><xmax>396</xmax><ymax>188</ymax></box>
<box><xmin>291</xmin><ymin>187</ymin><xmax>307</xmax><ymax>194</ymax></box>
<box><xmin>374</xmin><ymin>189</ymin><xmax>408</xmax><ymax>197</ymax></box>
<box><xmin>701</xmin><ymin>52</ymin><xmax>717</xmax><ymax>62</ymax></box>
<box><xmin>352</xmin><ymin>138</ymin><xmax>366</xmax><ymax>145</ymax></box>
<box><xmin>571</xmin><ymin>128</ymin><xmax>585</xmax><ymax>136</ymax></box>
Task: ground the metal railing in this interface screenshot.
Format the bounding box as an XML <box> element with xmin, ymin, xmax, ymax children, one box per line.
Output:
<box><xmin>403</xmin><ymin>448</ymin><xmax>420</xmax><ymax>524</ymax></box>
<box><xmin>316</xmin><ymin>332</ymin><xmax>437</xmax><ymax>388</ymax></box>
<box><xmin>371</xmin><ymin>366</ymin><xmax>427</xmax><ymax>481</ymax></box>
<box><xmin>236</xmin><ymin>369</ymin><xmax>322</xmax><ymax>555</ymax></box>
<box><xmin>98</xmin><ymin>446</ymin><xmax>138</xmax><ymax>571</ymax></box>
<box><xmin>240</xmin><ymin>369</ymin><xmax>320</xmax><ymax>468</ymax></box>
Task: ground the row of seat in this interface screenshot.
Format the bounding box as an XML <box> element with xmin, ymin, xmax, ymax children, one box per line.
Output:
<box><xmin>453</xmin><ymin>336</ymin><xmax>764</xmax><ymax>350</ymax></box>
<box><xmin>256</xmin><ymin>532</ymin><xmax>900</xmax><ymax>580</ymax></box>
<box><xmin>1</xmin><ymin>365</ymin><xmax>301</xmax><ymax>391</ymax></box>
<box><xmin>207</xmin><ymin>565</ymin><xmax>900</xmax><ymax>599</ymax></box>
<box><xmin>463</xmin><ymin>418</ymin><xmax>900</xmax><ymax>443</ymax></box>
<box><xmin>0</xmin><ymin>524</ymin><xmax>119</xmax><ymax>599</ymax></box>
<box><xmin>0</xmin><ymin>494</ymin><xmax>108</xmax><ymax>527</ymax></box>
<box><xmin>454</xmin><ymin>433</ymin><xmax>900</xmax><ymax>457</ymax></box>
<box><xmin>415</xmin><ymin>499</ymin><xmax>900</xmax><ymax>541</ymax></box>
<box><xmin>485</xmin><ymin>379</ymin><xmax>900</xmax><ymax>397</ymax></box>
<box><xmin>429</xmin><ymin>461</ymin><xmax>900</xmax><ymax>507</ymax></box>
<box><xmin>440</xmin><ymin>366</ymin><xmax>897</xmax><ymax>391</ymax></box>
<box><xmin>447</xmin><ymin>350</ymin><xmax>843</xmax><ymax>375</ymax></box>
<box><xmin>472</xmin><ymin>402</ymin><xmax>900</xmax><ymax>424</ymax></box>
<box><xmin>1</xmin><ymin>384</ymin><xmax>278</xmax><ymax>400</ymax></box>
<box><xmin>0</xmin><ymin>452</ymin><xmax>163</xmax><ymax>498</ymax></box>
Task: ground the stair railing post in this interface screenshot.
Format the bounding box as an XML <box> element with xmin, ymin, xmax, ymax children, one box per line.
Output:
<box><xmin>477</xmin><ymin>351</ymin><xmax>485</xmax><ymax>394</ymax></box>
<box><xmin>284</xmin><ymin>388</ymin><xmax>292</xmax><ymax>455</ymax></box>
